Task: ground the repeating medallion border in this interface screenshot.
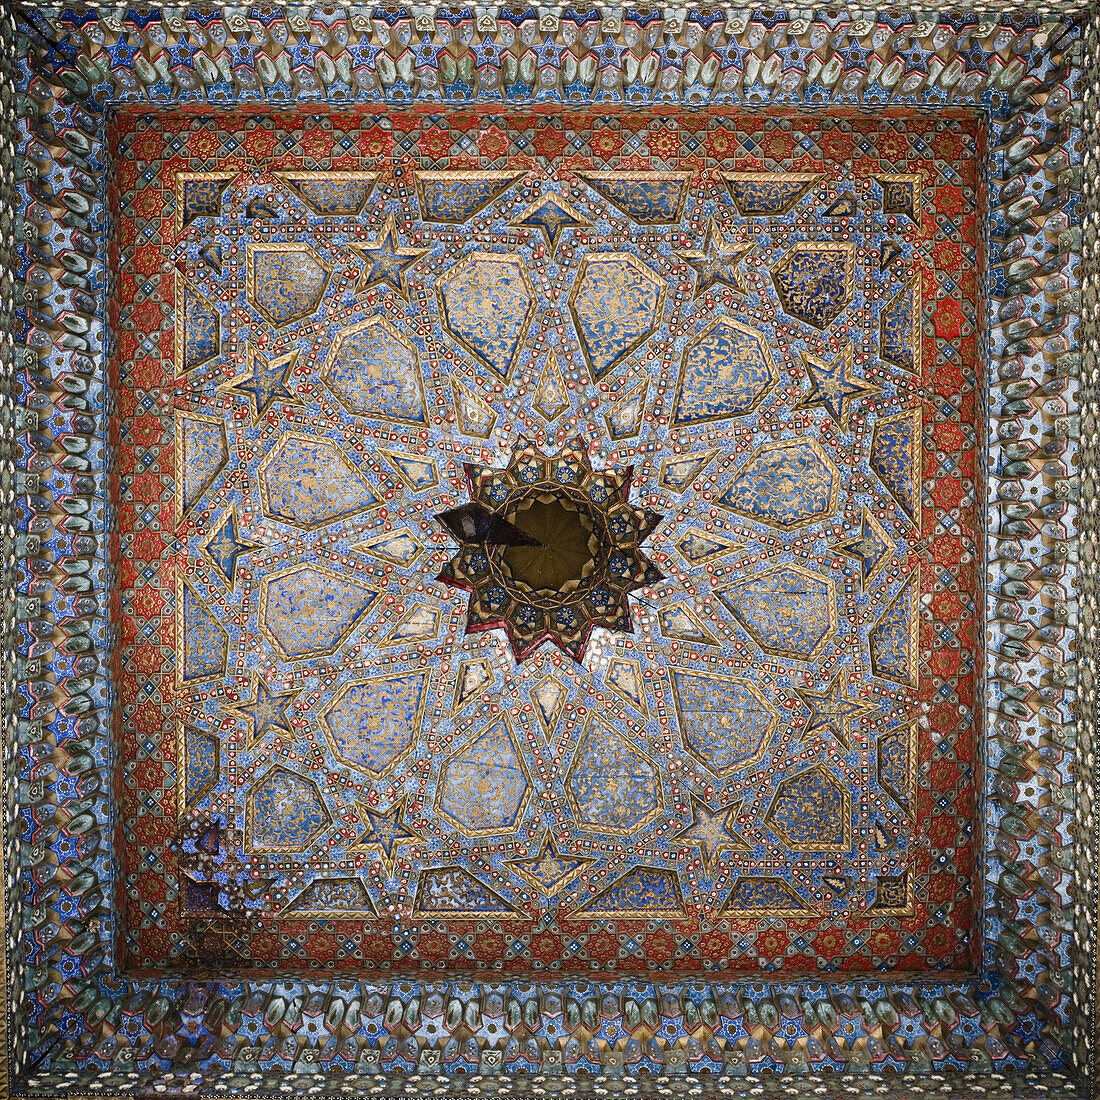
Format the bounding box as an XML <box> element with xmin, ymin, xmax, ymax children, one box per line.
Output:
<box><xmin>3</xmin><ymin>3</ymin><xmax>1092</xmax><ymax>1098</ymax></box>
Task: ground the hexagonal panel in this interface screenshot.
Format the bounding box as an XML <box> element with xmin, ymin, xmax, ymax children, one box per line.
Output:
<box><xmin>771</xmin><ymin>242</ymin><xmax>855</xmax><ymax>329</ymax></box>
<box><xmin>247</xmin><ymin>244</ymin><xmax>329</xmax><ymax>327</ymax></box>
<box><xmin>259</xmin><ymin>564</ymin><xmax>380</xmax><ymax>661</ymax></box>
<box><xmin>767</xmin><ymin>766</ymin><xmax>848</xmax><ymax>851</ymax></box>
<box><xmin>673</xmin><ymin>318</ymin><xmax>775</xmax><ymax>426</ymax></box>
<box><xmin>438</xmin><ymin>253</ymin><xmax>535</xmax><ymax>380</ymax></box>
<box><xmin>718</xmin><ymin>564</ymin><xmax>837</xmax><ymax>660</ymax></box>
<box><xmin>319</xmin><ymin>672</ymin><xmax>429</xmax><ymax>778</ymax></box>
<box><xmin>246</xmin><ymin>766</ymin><xmax>330</xmax><ymax>852</ymax></box>
<box><xmin>321</xmin><ymin>317</ymin><xmax>427</xmax><ymax>425</ymax></box>
<box><xmin>669</xmin><ymin>669</ymin><xmax>778</xmax><ymax>777</ymax></box>
<box><xmin>567</xmin><ymin>718</ymin><xmax>661</xmax><ymax>835</ymax></box>
<box><xmin>258</xmin><ymin>433</ymin><xmax>379</xmax><ymax>530</ymax></box>
<box><xmin>719</xmin><ymin>438</ymin><xmax>840</xmax><ymax>529</ymax></box>
<box><xmin>568</xmin><ymin>253</ymin><xmax>664</xmax><ymax>379</ymax></box>
<box><xmin>436</xmin><ymin>717</ymin><xmax>530</xmax><ymax>836</ymax></box>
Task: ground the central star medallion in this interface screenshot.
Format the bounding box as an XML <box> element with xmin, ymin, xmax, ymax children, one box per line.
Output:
<box><xmin>436</xmin><ymin>437</ymin><xmax>663</xmax><ymax>663</ymax></box>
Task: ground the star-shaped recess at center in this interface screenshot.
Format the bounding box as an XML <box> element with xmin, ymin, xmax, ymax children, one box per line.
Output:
<box><xmin>349</xmin><ymin>213</ymin><xmax>428</xmax><ymax>299</ymax></box>
<box><xmin>220</xmin><ymin>346</ymin><xmax>302</xmax><ymax>425</ymax></box>
<box><xmin>436</xmin><ymin>435</ymin><xmax>664</xmax><ymax>663</ymax></box>
<box><xmin>347</xmin><ymin>796</ymin><xmax>424</xmax><ymax>874</ymax></box>
<box><xmin>510</xmin><ymin>194</ymin><xmax>591</xmax><ymax>251</ymax></box>
<box><xmin>675</xmin><ymin>217</ymin><xmax>753</xmax><ymax>299</ymax></box>
<box><xmin>222</xmin><ymin>674</ymin><xmax>299</xmax><ymax>747</ymax></box>
<box><xmin>794</xmin><ymin>345</ymin><xmax>882</xmax><ymax>429</ymax></box>
<box><xmin>675</xmin><ymin>794</ymin><xmax>748</xmax><ymax>877</ymax></box>
<box><xmin>795</xmin><ymin>674</ymin><xmax>873</xmax><ymax>748</ymax></box>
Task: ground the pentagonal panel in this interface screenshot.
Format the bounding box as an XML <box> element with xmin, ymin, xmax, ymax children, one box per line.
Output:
<box><xmin>246</xmin><ymin>766</ymin><xmax>330</xmax><ymax>852</ymax></box>
<box><xmin>259</xmin><ymin>565</ymin><xmax>380</xmax><ymax>661</ymax></box>
<box><xmin>718</xmin><ymin>564</ymin><xmax>836</xmax><ymax>660</ymax></box>
<box><xmin>567</xmin><ymin>718</ymin><xmax>661</xmax><ymax>835</ymax></box>
<box><xmin>771</xmin><ymin>242</ymin><xmax>854</xmax><ymax>329</ymax></box>
<box><xmin>870</xmin><ymin>408</ymin><xmax>921</xmax><ymax>527</ymax></box>
<box><xmin>568</xmin><ymin>253</ymin><xmax>664</xmax><ymax>379</ymax></box>
<box><xmin>438</xmin><ymin>253</ymin><xmax>535</xmax><ymax>380</ymax></box>
<box><xmin>869</xmin><ymin>577</ymin><xmax>918</xmax><ymax>687</ymax></box>
<box><xmin>767</xmin><ymin>766</ymin><xmax>848</xmax><ymax>851</ymax></box>
<box><xmin>673</xmin><ymin>318</ymin><xmax>775</xmax><ymax>426</ymax></box>
<box><xmin>670</xmin><ymin>669</ymin><xmax>778</xmax><ymax>777</ymax></box>
<box><xmin>719</xmin><ymin>438</ymin><xmax>839</xmax><ymax>529</ymax></box>
<box><xmin>258</xmin><ymin>433</ymin><xmax>379</xmax><ymax>530</ymax></box>
<box><xmin>247</xmin><ymin>244</ymin><xmax>329</xmax><ymax>327</ymax></box>
<box><xmin>321</xmin><ymin>317</ymin><xmax>427</xmax><ymax>425</ymax></box>
<box><xmin>436</xmin><ymin>717</ymin><xmax>530</xmax><ymax>836</ymax></box>
<box><xmin>319</xmin><ymin>672</ymin><xmax>429</xmax><ymax>778</ymax></box>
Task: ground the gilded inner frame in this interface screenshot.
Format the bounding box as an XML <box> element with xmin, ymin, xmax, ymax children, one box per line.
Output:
<box><xmin>3</xmin><ymin>4</ymin><xmax>1094</xmax><ymax>1098</ymax></box>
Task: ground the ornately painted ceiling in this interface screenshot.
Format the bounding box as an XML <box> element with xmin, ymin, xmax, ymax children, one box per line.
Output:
<box><xmin>113</xmin><ymin>106</ymin><xmax>980</xmax><ymax>975</ymax></box>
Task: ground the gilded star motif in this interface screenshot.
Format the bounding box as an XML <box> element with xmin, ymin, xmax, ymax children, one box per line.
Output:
<box><xmin>510</xmin><ymin>194</ymin><xmax>591</xmax><ymax>251</ymax></box>
<box><xmin>348</xmin><ymin>797</ymin><xmax>423</xmax><ymax>874</ymax></box>
<box><xmin>220</xmin><ymin>345</ymin><xmax>302</xmax><ymax>425</ymax></box>
<box><xmin>795</xmin><ymin>345</ymin><xmax>881</xmax><ymax>429</ymax></box>
<box><xmin>350</xmin><ymin>213</ymin><xmax>428</xmax><ymax>298</ymax></box>
<box><xmin>795</xmin><ymin>674</ymin><xmax>873</xmax><ymax>747</ymax></box>
<box><xmin>223</xmin><ymin>674</ymin><xmax>299</xmax><ymax>747</ymax></box>
<box><xmin>676</xmin><ymin>217</ymin><xmax>752</xmax><ymax>298</ymax></box>
<box><xmin>190</xmin><ymin>918</ymin><xmax>251</xmax><ymax>962</ymax></box>
<box><xmin>676</xmin><ymin>795</ymin><xmax>747</xmax><ymax>876</ymax></box>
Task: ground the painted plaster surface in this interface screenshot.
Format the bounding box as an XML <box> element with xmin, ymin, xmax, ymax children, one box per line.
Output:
<box><xmin>114</xmin><ymin>107</ymin><xmax>980</xmax><ymax>976</ymax></box>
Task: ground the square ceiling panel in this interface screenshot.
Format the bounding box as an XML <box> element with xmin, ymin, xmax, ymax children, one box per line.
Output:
<box><xmin>10</xmin><ymin>5</ymin><xmax>1088</xmax><ymax>1096</ymax></box>
<box><xmin>114</xmin><ymin>107</ymin><xmax>981</xmax><ymax>978</ymax></box>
